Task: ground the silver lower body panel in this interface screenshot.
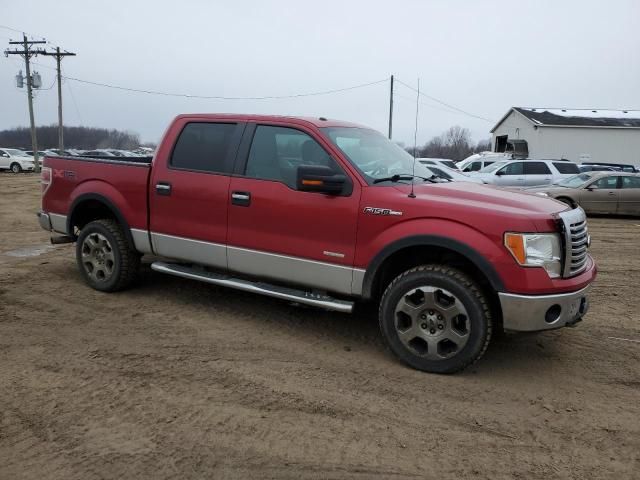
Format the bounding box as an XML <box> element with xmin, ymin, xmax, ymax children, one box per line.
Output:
<box><xmin>499</xmin><ymin>285</ymin><xmax>591</xmax><ymax>332</ymax></box>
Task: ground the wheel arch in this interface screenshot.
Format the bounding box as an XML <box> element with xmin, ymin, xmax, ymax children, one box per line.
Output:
<box><xmin>362</xmin><ymin>235</ymin><xmax>505</xmax><ymax>303</ymax></box>
<box><xmin>68</xmin><ymin>193</ymin><xmax>135</xmax><ymax>250</ymax></box>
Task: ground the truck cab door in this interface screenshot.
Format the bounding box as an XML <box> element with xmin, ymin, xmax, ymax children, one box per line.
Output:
<box><xmin>226</xmin><ymin>123</ymin><xmax>360</xmax><ymax>296</ymax></box>
<box><xmin>148</xmin><ymin>119</ymin><xmax>245</xmax><ymax>269</ymax></box>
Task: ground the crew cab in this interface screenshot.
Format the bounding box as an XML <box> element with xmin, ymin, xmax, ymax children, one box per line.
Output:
<box><xmin>38</xmin><ymin>114</ymin><xmax>597</xmax><ymax>373</ymax></box>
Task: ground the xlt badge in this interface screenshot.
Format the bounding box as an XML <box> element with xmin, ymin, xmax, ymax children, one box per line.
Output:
<box><xmin>363</xmin><ymin>207</ymin><xmax>403</xmax><ymax>216</ymax></box>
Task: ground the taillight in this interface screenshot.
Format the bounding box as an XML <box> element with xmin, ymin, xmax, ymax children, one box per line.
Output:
<box><xmin>41</xmin><ymin>166</ymin><xmax>52</xmax><ymax>194</ymax></box>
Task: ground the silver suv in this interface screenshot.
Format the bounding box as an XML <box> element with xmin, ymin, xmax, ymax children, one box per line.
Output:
<box><xmin>472</xmin><ymin>159</ymin><xmax>580</xmax><ymax>187</ymax></box>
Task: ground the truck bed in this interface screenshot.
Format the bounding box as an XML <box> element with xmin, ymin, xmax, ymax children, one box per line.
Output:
<box><xmin>42</xmin><ymin>154</ymin><xmax>153</xmax><ymax>233</ymax></box>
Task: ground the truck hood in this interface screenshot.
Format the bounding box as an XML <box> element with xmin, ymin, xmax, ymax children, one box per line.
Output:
<box><xmin>392</xmin><ymin>181</ymin><xmax>565</xmax><ymax>216</ymax></box>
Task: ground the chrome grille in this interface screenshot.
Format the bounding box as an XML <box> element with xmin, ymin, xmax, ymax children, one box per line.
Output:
<box><xmin>559</xmin><ymin>208</ymin><xmax>590</xmax><ymax>278</ymax></box>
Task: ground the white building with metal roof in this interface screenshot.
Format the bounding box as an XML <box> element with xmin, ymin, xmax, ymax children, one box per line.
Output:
<box><xmin>490</xmin><ymin>108</ymin><xmax>640</xmax><ymax>167</ymax></box>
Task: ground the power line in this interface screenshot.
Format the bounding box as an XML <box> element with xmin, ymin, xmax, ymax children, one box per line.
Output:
<box><xmin>396</xmin><ymin>78</ymin><xmax>494</xmax><ymax>123</ymax></box>
<box><xmin>394</xmin><ymin>91</ymin><xmax>469</xmax><ymax>116</ymax></box>
<box><xmin>58</xmin><ymin>75</ymin><xmax>389</xmax><ymax>100</ymax></box>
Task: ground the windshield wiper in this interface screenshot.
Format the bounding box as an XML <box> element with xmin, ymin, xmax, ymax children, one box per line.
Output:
<box><xmin>373</xmin><ymin>174</ymin><xmax>437</xmax><ymax>184</ymax></box>
<box><xmin>428</xmin><ymin>173</ymin><xmax>453</xmax><ymax>182</ymax></box>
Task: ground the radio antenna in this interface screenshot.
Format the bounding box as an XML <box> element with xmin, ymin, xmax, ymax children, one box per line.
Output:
<box><xmin>409</xmin><ymin>77</ymin><xmax>420</xmax><ymax>198</ymax></box>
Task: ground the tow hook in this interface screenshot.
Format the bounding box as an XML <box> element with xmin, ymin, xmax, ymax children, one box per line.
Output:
<box><xmin>566</xmin><ymin>317</ymin><xmax>583</xmax><ymax>328</ymax></box>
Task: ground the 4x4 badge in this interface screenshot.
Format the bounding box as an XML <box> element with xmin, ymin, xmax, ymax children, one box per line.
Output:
<box><xmin>363</xmin><ymin>207</ymin><xmax>403</xmax><ymax>216</ymax></box>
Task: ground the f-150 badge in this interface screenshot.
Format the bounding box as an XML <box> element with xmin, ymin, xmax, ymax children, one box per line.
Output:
<box><xmin>363</xmin><ymin>207</ymin><xmax>403</xmax><ymax>216</ymax></box>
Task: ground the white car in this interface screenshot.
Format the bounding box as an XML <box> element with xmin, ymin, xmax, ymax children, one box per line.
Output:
<box><xmin>417</xmin><ymin>157</ymin><xmax>459</xmax><ymax>170</ymax></box>
<box><xmin>0</xmin><ymin>148</ymin><xmax>36</xmax><ymax>173</ymax></box>
<box><xmin>471</xmin><ymin>159</ymin><xmax>580</xmax><ymax>187</ymax></box>
<box><xmin>457</xmin><ymin>152</ymin><xmax>509</xmax><ymax>172</ymax></box>
<box><xmin>418</xmin><ymin>162</ymin><xmax>485</xmax><ymax>184</ymax></box>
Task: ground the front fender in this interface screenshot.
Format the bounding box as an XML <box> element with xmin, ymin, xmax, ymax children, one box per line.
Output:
<box><xmin>359</xmin><ymin>218</ymin><xmax>507</xmax><ymax>299</ymax></box>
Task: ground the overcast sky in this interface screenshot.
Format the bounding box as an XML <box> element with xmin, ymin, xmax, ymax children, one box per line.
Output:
<box><xmin>1</xmin><ymin>0</ymin><xmax>639</xmax><ymax>146</ymax></box>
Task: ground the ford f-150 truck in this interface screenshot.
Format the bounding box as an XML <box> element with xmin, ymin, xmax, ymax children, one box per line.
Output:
<box><xmin>38</xmin><ymin>114</ymin><xmax>596</xmax><ymax>373</ymax></box>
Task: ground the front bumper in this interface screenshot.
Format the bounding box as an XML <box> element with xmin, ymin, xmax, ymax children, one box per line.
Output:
<box><xmin>499</xmin><ymin>284</ymin><xmax>591</xmax><ymax>332</ymax></box>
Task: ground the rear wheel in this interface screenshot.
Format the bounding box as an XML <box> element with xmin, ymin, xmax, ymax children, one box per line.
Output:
<box><xmin>10</xmin><ymin>163</ymin><xmax>21</xmax><ymax>174</ymax></box>
<box><xmin>379</xmin><ymin>265</ymin><xmax>492</xmax><ymax>374</ymax></box>
<box><xmin>76</xmin><ymin>219</ymin><xmax>140</xmax><ymax>292</ymax></box>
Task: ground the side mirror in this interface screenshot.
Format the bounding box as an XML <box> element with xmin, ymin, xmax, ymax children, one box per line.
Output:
<box><xmin>296</xmin><ymin>165</ymin><xmax>347</xmax><ymax>195</ymax></box>
<box><xmin>587</xmin><ymin>185</ymin><xmax>598</xmax><ymax>191</ymax></box>
<box><xmin>495</xmin><ymin>170</ymin><xmax>505</xmax><ymax>176</ymax></box>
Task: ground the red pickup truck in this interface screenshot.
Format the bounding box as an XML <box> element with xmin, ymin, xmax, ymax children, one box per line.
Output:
<box><xmin>38</xmin><ymin>114</ymin><xmax>596</xmax><ymax>373</ymax></box>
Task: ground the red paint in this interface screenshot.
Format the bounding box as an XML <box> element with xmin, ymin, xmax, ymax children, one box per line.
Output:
<box><xmin>42</xmin><ymin>114</ymin><xmax>597</xmax><ymax>297</ymax></box>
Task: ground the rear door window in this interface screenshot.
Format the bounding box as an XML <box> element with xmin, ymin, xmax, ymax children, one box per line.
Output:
<box><xmin>171</xmin><ymin>122</ymin><xmax>240</xmax><ymax>173</ymax></box>
<box><xmin>621</xmin><ymin>176</ymin><xmax>640</xmax><ymax>188</ymax></box>
<box><xmin>553</xmin><ymin>162</ymin><xmax>580</xmax><ymax>174</ymax></box>
<box><xmin>524</xmin><ymin>162</ymin><xmax>552</xmax><ymax>174</ymax></box>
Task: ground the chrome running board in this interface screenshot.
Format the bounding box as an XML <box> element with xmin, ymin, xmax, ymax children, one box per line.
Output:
<box><xmin>150</xmin><ymin>261</ymin><xmax>354</xmax><ymax>313</ymax></box>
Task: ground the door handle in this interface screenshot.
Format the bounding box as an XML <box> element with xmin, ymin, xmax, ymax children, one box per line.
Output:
<box><xmin>608</xmin><ymin>192</ymin><xmax>616</xmax><ymax>195</ymax></box>
<box><xmin>156</xmin><ymin>182</ymin><xmax>172</xmax><ymax>196</ymax></box>
<box><xmin>231</xmin><ymin>191</ymin><xmax>251</xmax><ymax>206</ymax></box>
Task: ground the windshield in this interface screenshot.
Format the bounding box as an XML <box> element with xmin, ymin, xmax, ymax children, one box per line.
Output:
<box><xmin>5</xmin><ymin>148</ymin><xmax>29</xmax><ymax>157</ymax></box>
<box><xmin>555</xmin><ymin>173</ymin><xmax>594</xmax><ymax>188</ymax></box>
<box><xmin>440</xmin><ymin>160</ymin><xmax>457</xmax><ymax>169</ymax></box>
<box><xmin>321</xmin><ymin>127</ymin><xmax>434</xmax><ymax>183</ymax></box>
<box><xmin>480</xmin><ymin>161</ymin><xmax>508</xmax><ymax>173</ymax></box>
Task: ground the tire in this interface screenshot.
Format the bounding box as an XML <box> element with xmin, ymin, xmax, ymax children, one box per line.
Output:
<box><xmin>379</xmin><ymin>265</ymin><xmax>492</xmax><ymax>374</ymax></box>
<box><xmin>10</xmin><ymin>163</ymin><xmax>21</xmax><ymax>174</ymax></box>
<box><xmin>75</xmin><ymin>219</ymin><xmax>140</xmax><ymax>292</ymax></box>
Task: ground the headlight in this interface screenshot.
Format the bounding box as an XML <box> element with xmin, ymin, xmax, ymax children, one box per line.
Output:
<box><xmin>504</xmin><ymin>233</ymin><xmax>562</xmax><ymax>278</ymax></box>
<box><xmin>535</xmin><ymin>192</ymin><xmax>549</xmax><ymax>197</ymax></box>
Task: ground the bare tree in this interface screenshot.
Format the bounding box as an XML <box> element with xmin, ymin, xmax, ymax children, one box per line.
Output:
<box><xmin>411</xmin><ymin>127</ymin><xmax>493</xmax><ymax>161</ymax></box>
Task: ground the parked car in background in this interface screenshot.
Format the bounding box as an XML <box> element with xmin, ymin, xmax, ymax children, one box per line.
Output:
<box><xmin>417</xmin><ymin>162</ymin><xmax>485</xmax><ymax>183</ymax></box>
<box><xmin>416</xmin><ymin>158</ymin><xmax>459</xmax><ymax>170</ymax></box>
<box><xmin>81</xmin><ymin>149</ymin><xmax>116</xmax><ymax>157</ymax></box>
<box><xmin>526</xmin><ymin>172</ymin><xmax>640</xmax><ymax>216</ymax></box>
<box><xmin>579</xmin><ymin>164</ymin><xmax>620</xmax><ymax>172</ymax></box>
<box><xmin>0</xmin><ymin>148</ymin><xmax>35</xmax><ymax>173</ymax></box>
<box><xmin>472</xmin><ymin>159</ymin><xmax>580</xmax><ymax>187</ymax></box>
<box><xmin>457</xmin><ymin>152</ymin><xmax>508</xmax><ymax>172</ymax></box>
<box><xmin>25</xmin><ymin>150</ymin><xmax>50</xmax><ymax>157</ymax></box>
<box><xmin>581</xmin><ymin>162</ymin><xmax>638</xmax><ymax>173</ymax></box>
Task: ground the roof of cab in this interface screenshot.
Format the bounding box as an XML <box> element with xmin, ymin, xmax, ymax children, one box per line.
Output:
<box><xmin>173</xmin><ymin>113</ymin><xmax>367</xmax><ymax>129</ymax></box>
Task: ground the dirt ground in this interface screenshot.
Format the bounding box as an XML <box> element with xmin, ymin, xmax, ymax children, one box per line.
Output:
<box><xmin>0</xmin><ymin>173</ymin><xmax>638</xmax><ymax>479</ymax></box>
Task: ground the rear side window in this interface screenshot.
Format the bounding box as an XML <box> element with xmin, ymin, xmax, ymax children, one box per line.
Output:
<box><xmin>524</xmin><ymin>162</ymin><xmax>552</xmax><ymax>174</ymax></box>
<box><xmin>553</xmin><ymin>162</ymin><xmax>580</xmax><ymax>174</ymax></box>
<box><xmin>171</xmin><ymin>122</ymin><xmax>238</xmax><ymax>173</ymax></box>
<box><xmin>622</xmin><ymin>176</ymin><xmax>640</xmax><ymax>188</ymax></box>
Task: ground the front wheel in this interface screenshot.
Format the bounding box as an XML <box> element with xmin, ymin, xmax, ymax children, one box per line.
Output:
<box><xmin>10</xmin><ymin>163</ymin><xmax>22</xmax><ymax>174</ymax></box>
<box><xmin>379</xmin><ymin>265</ymin><xmax>492</xmax><ymax>374</ymax></box>
<box><xmin>76</xmin><ymin>219</ymin><xmax>140</xmax><ymax>292</ymax></box>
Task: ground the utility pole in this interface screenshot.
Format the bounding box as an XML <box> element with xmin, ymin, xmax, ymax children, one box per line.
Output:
<box><xmin>40</xmin><ymin>47</ymin><xmax>76</xmax><ymax>154</ymax></box>
<box><xmin>388</xmin><ymin>74</ymin><xmax>394</xmax><ymax>139</ymax></box>
<box><xmin>5</xmin><ymin>35</ymin><xmax>47</xmax><ymax>172</ymax></box>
